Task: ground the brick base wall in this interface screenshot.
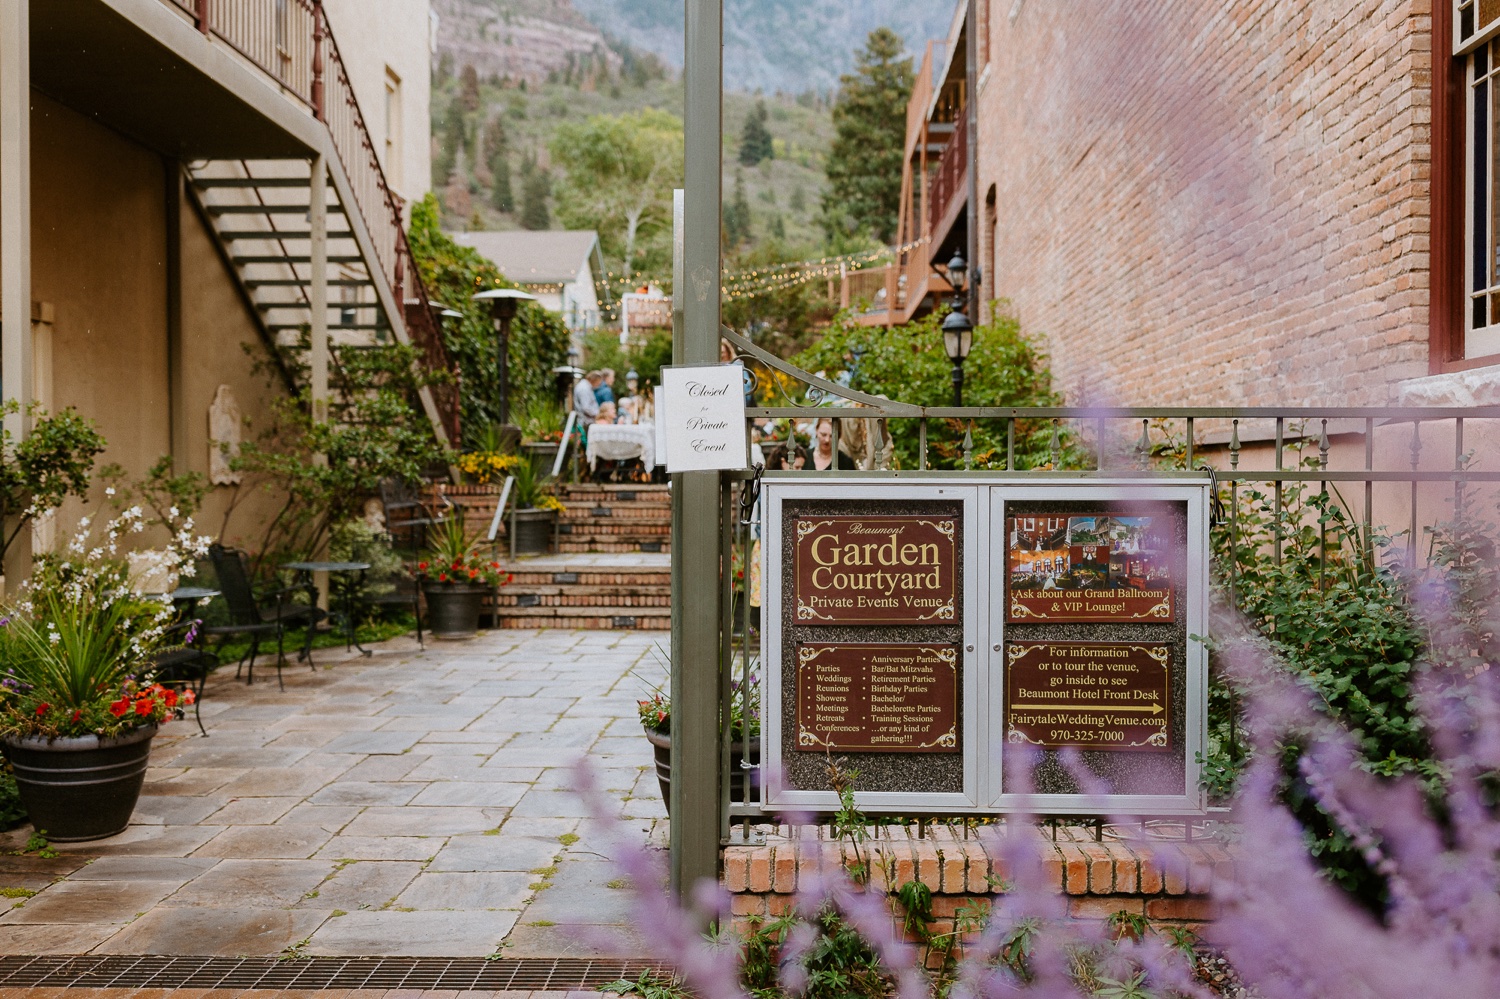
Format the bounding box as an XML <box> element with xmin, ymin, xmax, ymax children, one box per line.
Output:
<box><xmin>723</xmin><ymin>826</ymin><xmax>1225</xmax><ymax>938</ymax></box>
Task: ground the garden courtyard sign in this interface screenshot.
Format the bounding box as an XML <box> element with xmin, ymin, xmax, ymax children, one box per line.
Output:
<box><xmin>761</xmin><ymin>478</ymin><xmax>1210</xmax><ymax>816</ymax></box>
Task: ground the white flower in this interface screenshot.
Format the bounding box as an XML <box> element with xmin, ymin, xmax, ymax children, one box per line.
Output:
<box><xmin>104</xmin><ymin>486</ymin><xmax>116</xmax><ymax>497</ymax></box>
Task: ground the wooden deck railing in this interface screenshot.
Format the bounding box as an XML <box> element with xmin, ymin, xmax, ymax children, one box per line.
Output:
<box><xmin>166</xmin><ymin>0</ymin><xmax>458</xmax><ymax>440</ymax></box>
<box><xmin>928</xmin><ymin>104</ymin><xmax>968</xmax><ymax>238</ymax></box>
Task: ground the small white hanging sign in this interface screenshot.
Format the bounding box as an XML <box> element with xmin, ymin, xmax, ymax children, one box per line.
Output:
<box><xmin>657</xmin><ymin>363</ymin><xmax>748</xmax><ymax>473</ymax></box>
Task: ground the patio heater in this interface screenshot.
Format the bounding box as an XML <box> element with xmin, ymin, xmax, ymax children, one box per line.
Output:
<box><xmin>942</xmin><ymin>251</ymin><xmax>973</xmax><ymax>407</ymax></box>
<box><xmin>473</xmin><ymin>288</ymin><xmax>536</xmax><ymax>439</ymax></box>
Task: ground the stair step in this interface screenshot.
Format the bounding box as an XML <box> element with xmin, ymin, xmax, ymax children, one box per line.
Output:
<box><xmin>245</xmin><ymin>278</ymin><xmax>371</xmax><ymax>287</ymax></box>
<box><xmin>259</xmin><ymin>300</ymin><xmax>378</xmax><ymax>310</ymax></box>
<box><xmin>193</xmin><ymin>177</ymin><xmax>311</xmax><ymax>188</ymax></box>
<box><xmin>501</xmin><ymin>582</ymin><xmax>672</xmax><ymax>596</ymax></box>
<box><xmin>493</xmin><ymin>614</ymin><xmax>670</xmax><ymax>631</ymax></box>
<box><xmin>556</xmin><ymin>541</ymin><xmax>669</xmax><ymax>553</ymax></box>
<box><xmin>267</xmin><ymin>323</ymin><xmax>386</xmax><ymax>331</ymax></box>
<box><xmin>217</xmin><ymin>230</ymin><xmax>354</xmax><ymax>240</ymax></box>
<box><xmin>497</xmin><ymin>593</ymin><xmax>672</xmax><ymax>609</ymax></box>
<box><xmin>235</xmin><ymin>255</ymin><xmax>365</xmax><ymax>264</ymax></box>
<box><xmin>206</xmin><ymin>204</ymin><xmax>344</xmax><ymax>215</ymax></box>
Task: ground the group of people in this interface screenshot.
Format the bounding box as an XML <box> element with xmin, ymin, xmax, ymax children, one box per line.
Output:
<box><xmin>571</xmin><ymin>368</ymin><xmax>647</xmax><ymax>427</ymax></box>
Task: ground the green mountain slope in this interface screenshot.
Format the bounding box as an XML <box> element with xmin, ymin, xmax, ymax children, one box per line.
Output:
<box><xmin>569</xmin><ymin>0</ymin><xmax>952</xmax><ymax>93</ymax></box>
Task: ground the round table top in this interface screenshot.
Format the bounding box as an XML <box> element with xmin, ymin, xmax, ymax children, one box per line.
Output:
<box><xmin>283</xmin><ymin>561</ymin><xmax>372</xmax><ymax>572</ymax></box>
<box><xmin>169</xmin><ymin>586</ymin><xmax>221</xmax><ymax>601</ymax></box>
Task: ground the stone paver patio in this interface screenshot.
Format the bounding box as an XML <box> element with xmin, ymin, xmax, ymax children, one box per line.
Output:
<box><xmin>0</xmin><ymin>628</ymin><xmax>668</xmax><ymax>959</ymax></box>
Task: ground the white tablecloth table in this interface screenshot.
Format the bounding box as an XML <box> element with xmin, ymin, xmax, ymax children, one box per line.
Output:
<box><xmin>586</xmin><ymin>423</ymin><xmax>657</xmax><ymax>474</ymax></box>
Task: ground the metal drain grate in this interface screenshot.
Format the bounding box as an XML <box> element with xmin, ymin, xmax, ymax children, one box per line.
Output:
<box><xmin>0</xmin><ymin>954</ymin><xmax>670</xmax><ymax>990</ymax></box>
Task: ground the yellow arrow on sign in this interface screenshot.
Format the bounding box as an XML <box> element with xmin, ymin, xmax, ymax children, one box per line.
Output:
<box><xmin>1011</xmin><ymin>702</ymin><xmax>1164</xmax><ymax>715</ymax></box>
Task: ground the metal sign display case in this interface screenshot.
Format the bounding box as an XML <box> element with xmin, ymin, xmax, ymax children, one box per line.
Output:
<box><xmin>761</xmin><ymin>477</ymin><xmax>1211</xmax><ymax>816</ymax></box>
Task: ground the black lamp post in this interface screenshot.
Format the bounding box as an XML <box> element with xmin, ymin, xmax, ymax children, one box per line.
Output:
<box><xmin>942</xmin><ymin>251</ymin><xmax>973</xmax><ymax>407</ymax></box>
<box><xmin>473</xmin><ymin>288</ymin><xmax>536</xmax><ymax>429</ymax></box>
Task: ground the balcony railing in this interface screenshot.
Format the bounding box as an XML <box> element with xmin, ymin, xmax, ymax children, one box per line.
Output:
<box><xmin>928</xmin><ymin>104</ymin><xmax>969</xmax><ymax>239</ymax></box>
<box><xmin>166</xmin><ymin>0</ymin><xmax>458</xmax><ymax>440</ymax></box>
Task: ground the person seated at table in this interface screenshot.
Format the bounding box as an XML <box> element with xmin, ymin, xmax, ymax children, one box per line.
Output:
<box><xmin>595</xmin><ymin>401</ymin><xmax>617</xmax><ymax>425</ymax></box>
<box><xmin>617</xmin><ymin>396</ymin><xmax>639</xmax><ymax>424</ymax></box>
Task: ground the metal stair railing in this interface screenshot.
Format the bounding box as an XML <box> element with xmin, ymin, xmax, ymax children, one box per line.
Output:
<box><xmin>165</xmin><ymin>0</ymin><xmax>459</xmax><ymax>443</ymax></box>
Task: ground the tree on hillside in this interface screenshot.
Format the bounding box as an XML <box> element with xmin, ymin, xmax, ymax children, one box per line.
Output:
<box><xmin>739</xmin><ymin>100</ymin><xmax>774</xmax><ymax>166</ymax></box>
<box><xmin>550</xmin><ymin>109</ymin><xmax>683</xmax><ymax>279</ymax></box>
<box><xmin>459</xmin><ymin>64</ymin><xmax>482</xmax><ymax>112</ymax></box>
<box><xmin>822</xmin><ymin>28</ymin><xmax>912</xmax><ymax>244</ymax></box>
<box><xmin>724</xmin><ymin>169</ymin><xmax>752</xmax><ymax>249</ymax></box>
<box><xmin>520</xmin><ymin>165</ymin><xmax>551</xmax><ymax>230</ymax></box>
<box><xmin>484</xmin><ymin>116</ymin><xmax>513</xmax><ymax>213</ymax></box>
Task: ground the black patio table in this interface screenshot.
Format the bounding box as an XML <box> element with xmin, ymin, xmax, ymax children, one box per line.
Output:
<box><xmin>281</xmin><ymin>561</ymin><xmax>373</xmax><ymax>657</ymax></box>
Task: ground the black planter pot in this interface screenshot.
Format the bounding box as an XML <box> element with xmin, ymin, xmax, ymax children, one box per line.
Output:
<box><xmin>522</xmin><ymin>441</ymin><xmax>560</xmax><ymax>479</ymax></box>
<box><xmin>3</xmin><ymin>725</ymin><xmax>156</xmax><ymax>842</ymax></box>
<box><xmin>510</xmin><ymin>508</ymin><xmax>556</xmax><ymax>556</ymax></box>
<box><xmin>423</xmin><ymin>583</ymin><xmax>490</xmax><ymax>639</ymax></box>
<box><xmin>644</xmin><ymin>729</ymin><xmax>760</xmax><ymax>816</ymax></box>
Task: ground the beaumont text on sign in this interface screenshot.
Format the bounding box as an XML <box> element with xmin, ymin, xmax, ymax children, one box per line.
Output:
<box><xmin>1006</xmin><ymin>513</ymin><xmax>1173</xmax><ymax>622</ymax></box>
<box><xmin>796</xmin><ymin>643</ymin><xmax>959</xmax><ymax>753</ymax></box>
<box><xmin>1003</xmin><ymin>642</ymin><xmax>1171</xmax><ymax>752</ymax></box>
<box><xmin>793</xmin><ymin>516</ymin><xmax>957</xmax><ymax>624</ymax></box>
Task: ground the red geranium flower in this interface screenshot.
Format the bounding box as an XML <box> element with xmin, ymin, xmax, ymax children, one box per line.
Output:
<box><xmin>71</xmin><ymin>709</ymin><xmax>81</xmax><ymax>723</ymax></box>
<box><xmin>135</xmin><ymin>699</ymin><xmax>153</xmax><ymax>716</ymax></box>
<box><xmin>182</xmin><ymin>690</ymin><xmax>196</xmax><ymax>705</ymax></box>
<box><xmin>34</xmin><ymin>703</ymin><xmax>49</xmax><ymax>717</ymax></box>
<box><xmin>417</xmin><ymin>561</ymin><xmax>428</xmax><ymax>571</ymax></box>
<box><xmin>109</xmin><ymin>698</ymin><xmax>129</xmax><ymax>717</ymax></box>
<box><xmin>163</xmin><ymin>690</ymin><xmax>178</xmax><ymax>708</ymax></box>
<box><xmin>468</xmin><ymin>569</ymin><xmax>478</xmax><ymax>579</ymax></box>
<box><xmin>438</xmin><ymin>572</ymin><xmax>448</xmax><ymax>582</ymax></box>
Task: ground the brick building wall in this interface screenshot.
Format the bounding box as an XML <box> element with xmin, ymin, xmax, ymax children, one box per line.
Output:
<box><xmin>976</xmin><ymin>1</ymin><xmax>1434</xmax><ymax>406</ymax></box>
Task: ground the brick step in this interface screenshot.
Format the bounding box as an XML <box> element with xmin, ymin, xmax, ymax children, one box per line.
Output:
<box><xmin>557</xmin><ymin>540</ymin><xmax>669</xmax><ymax>553</ymax></box>
<box><xmin>561</xmin><ymin>501</ymin><xmax>672</xmax><ymax>516</ymax></box>
<box><xmin>494</xmin><ymin>613</ymin><xmax>670</xmax><ymax>631</ymax></box>
<box><xmin>497</xmin><ymin>592</ymin><xmax>672</xmax><ymax>609</ymax></box>
<box><xmin>501</xmin><ymin>570</ymin><xmax>671</xmax><ymax>587</ymax></box>
<box><xmin>495</xmin><ymin>603</ymin><xmax>673</xmax><ymax>621</ymax></box>
<box><xmin>501</xmin><ymin>582</ymin><xmax>671</xmax><ymax>596</ymax></box>
<box><xmin>558</xmin><ymin>487</ymin><xmax>669</xmax><ymax>504</ymax></box>
<box><xmin>557</xmin><ymin>522</ymin><xmax>670</xmax><ymax>538</ymax></box>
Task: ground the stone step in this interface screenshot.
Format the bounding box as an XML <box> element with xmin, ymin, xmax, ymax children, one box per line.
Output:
<box><xmin>557</xmin><ymin>540</ymin><xmax>669</xmax><ymax>554</ymax></box>
<box><xmin>559</xmin><ymin>503</ymin><xmax>672</xmax><ymax>521</ymax></box>
<box><xmin>493</xmin><ymin>612</ymin><xmax>670</xmax><ymax>631</ymax></box>
<box><xmin>497</xmin><ymin>592</ymin><xmax>672</xmax><ymax>609</ymax></box>
<box><xmin>557</xmin><ymin>522</ymin><xmax>670</xmax><ymax>538</ymax></box>
<box><xmin>558</xmin><ymin>486</ymin><xmax>670</xmax><ymax>505</ymax></box>
<box><xmin>502</xmin><ymin>570</ymin><xmax>671</xmax><ymax>587</ymax></box>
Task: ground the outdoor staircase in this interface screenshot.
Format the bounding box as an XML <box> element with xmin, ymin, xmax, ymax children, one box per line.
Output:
<box><xmin>555</xmin><ymin>483</ymin><xmax>672</xmax><ymax>554</ymax></box>
<box><xmin>185</xmin><ymin>162</ymin><xmax>385</xmax><ymax>392</ymax></box>
<box><xmin>493</xmin><ymin>483</ymin><xmax>673</xmax><ymax>631</ymax></box>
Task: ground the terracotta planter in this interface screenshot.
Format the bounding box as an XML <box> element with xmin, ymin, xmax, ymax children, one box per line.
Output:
<box><xmin>423</xmin><ymin>582</ymin><xmax>490</xmax><ymax>639</ymax></box>
<box><xmin>3</xmin><ymin>725</ymin><xmax>156</xmax><ymax>842</ymax></box>
<box><xmin>644</xmin><ymin>729</ymin><xmax>760</xmax><ymax>816</ymax></box>
<box><xmin>510</xmin><ymin>507</ymin><xmax>556</xmax><ymax>555</ymax></box>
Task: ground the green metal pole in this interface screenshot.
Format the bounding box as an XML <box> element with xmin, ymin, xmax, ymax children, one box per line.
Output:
<box><xmin>670</xmin><ymin>0</ymin><xmax>724</xmax><ymax>900</ymax></box>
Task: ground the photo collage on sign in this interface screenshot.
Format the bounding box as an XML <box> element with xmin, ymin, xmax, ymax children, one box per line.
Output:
<box><xmin>1007</xmin><ymin>515</ymin><xmax>1171</xmax><ymax>594</ymax></box>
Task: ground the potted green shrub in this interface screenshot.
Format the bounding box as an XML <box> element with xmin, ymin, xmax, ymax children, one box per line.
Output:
<box><xmin>415</xmin><ymin>519</ymin><xmax>510</xmax><ymax>639</ymax></box>
<box><xmin>517</xmin><ymin>397</ymin><xmax>567</xmax><ymax>479</ymax></box>
<box><xmin>0</xmin><ymin>508</ymin><xmax>206</xmax><ymax>841</ymax></box>
<box><xmin>637</xmin><ymin>661</ymin><xmax>760</xmax><ymax>815</ymax></box>
<box><xmin>508</xmin><ymin>459</ymin><xmax>564</xmax><ymax>556</ymax></box>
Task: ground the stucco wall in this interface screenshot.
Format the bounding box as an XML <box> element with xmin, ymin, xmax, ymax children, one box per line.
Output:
<box><xmin>29</xmin><ymin>94</ymin><xmax>286</xmax><ymax>551</ymax></box>
<box><xmin>976</xmin><ymin>1</ymin><xmax>1435</xmax><ymax>406</ymax></box>
<box><xmin>322</xmin><ymin>0</ymin><xmax>434</xmax><ymax>207</ymax></box>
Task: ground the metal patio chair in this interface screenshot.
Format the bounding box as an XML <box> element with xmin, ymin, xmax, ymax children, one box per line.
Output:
<box><xmin>204</xmin><ymin>544</ymin><xmax>326</xmax><ymax>690</ymax></box>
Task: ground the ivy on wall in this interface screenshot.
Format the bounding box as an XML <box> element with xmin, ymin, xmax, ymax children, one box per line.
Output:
<box><xmin>408</xmin><ymin>195</ymin><xmax>572</xmax><ymax>440</ymax></box>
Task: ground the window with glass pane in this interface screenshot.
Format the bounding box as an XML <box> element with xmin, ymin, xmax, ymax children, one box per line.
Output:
<box><xmin>1458</xmin><ymin>1</ymin><xmax>1500</xmax><ymax>45</ymax></box>
<box><xmin>1468</xmin><ymin>41</ymin><xmax>1500</xmax><ymax>356</ymax></box>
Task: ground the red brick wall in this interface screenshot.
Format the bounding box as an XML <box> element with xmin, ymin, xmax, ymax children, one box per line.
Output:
<box><xmin>975</xmin><ymin>1</ymin><xmax>1435</xmax><ymax>406</ymax></box>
